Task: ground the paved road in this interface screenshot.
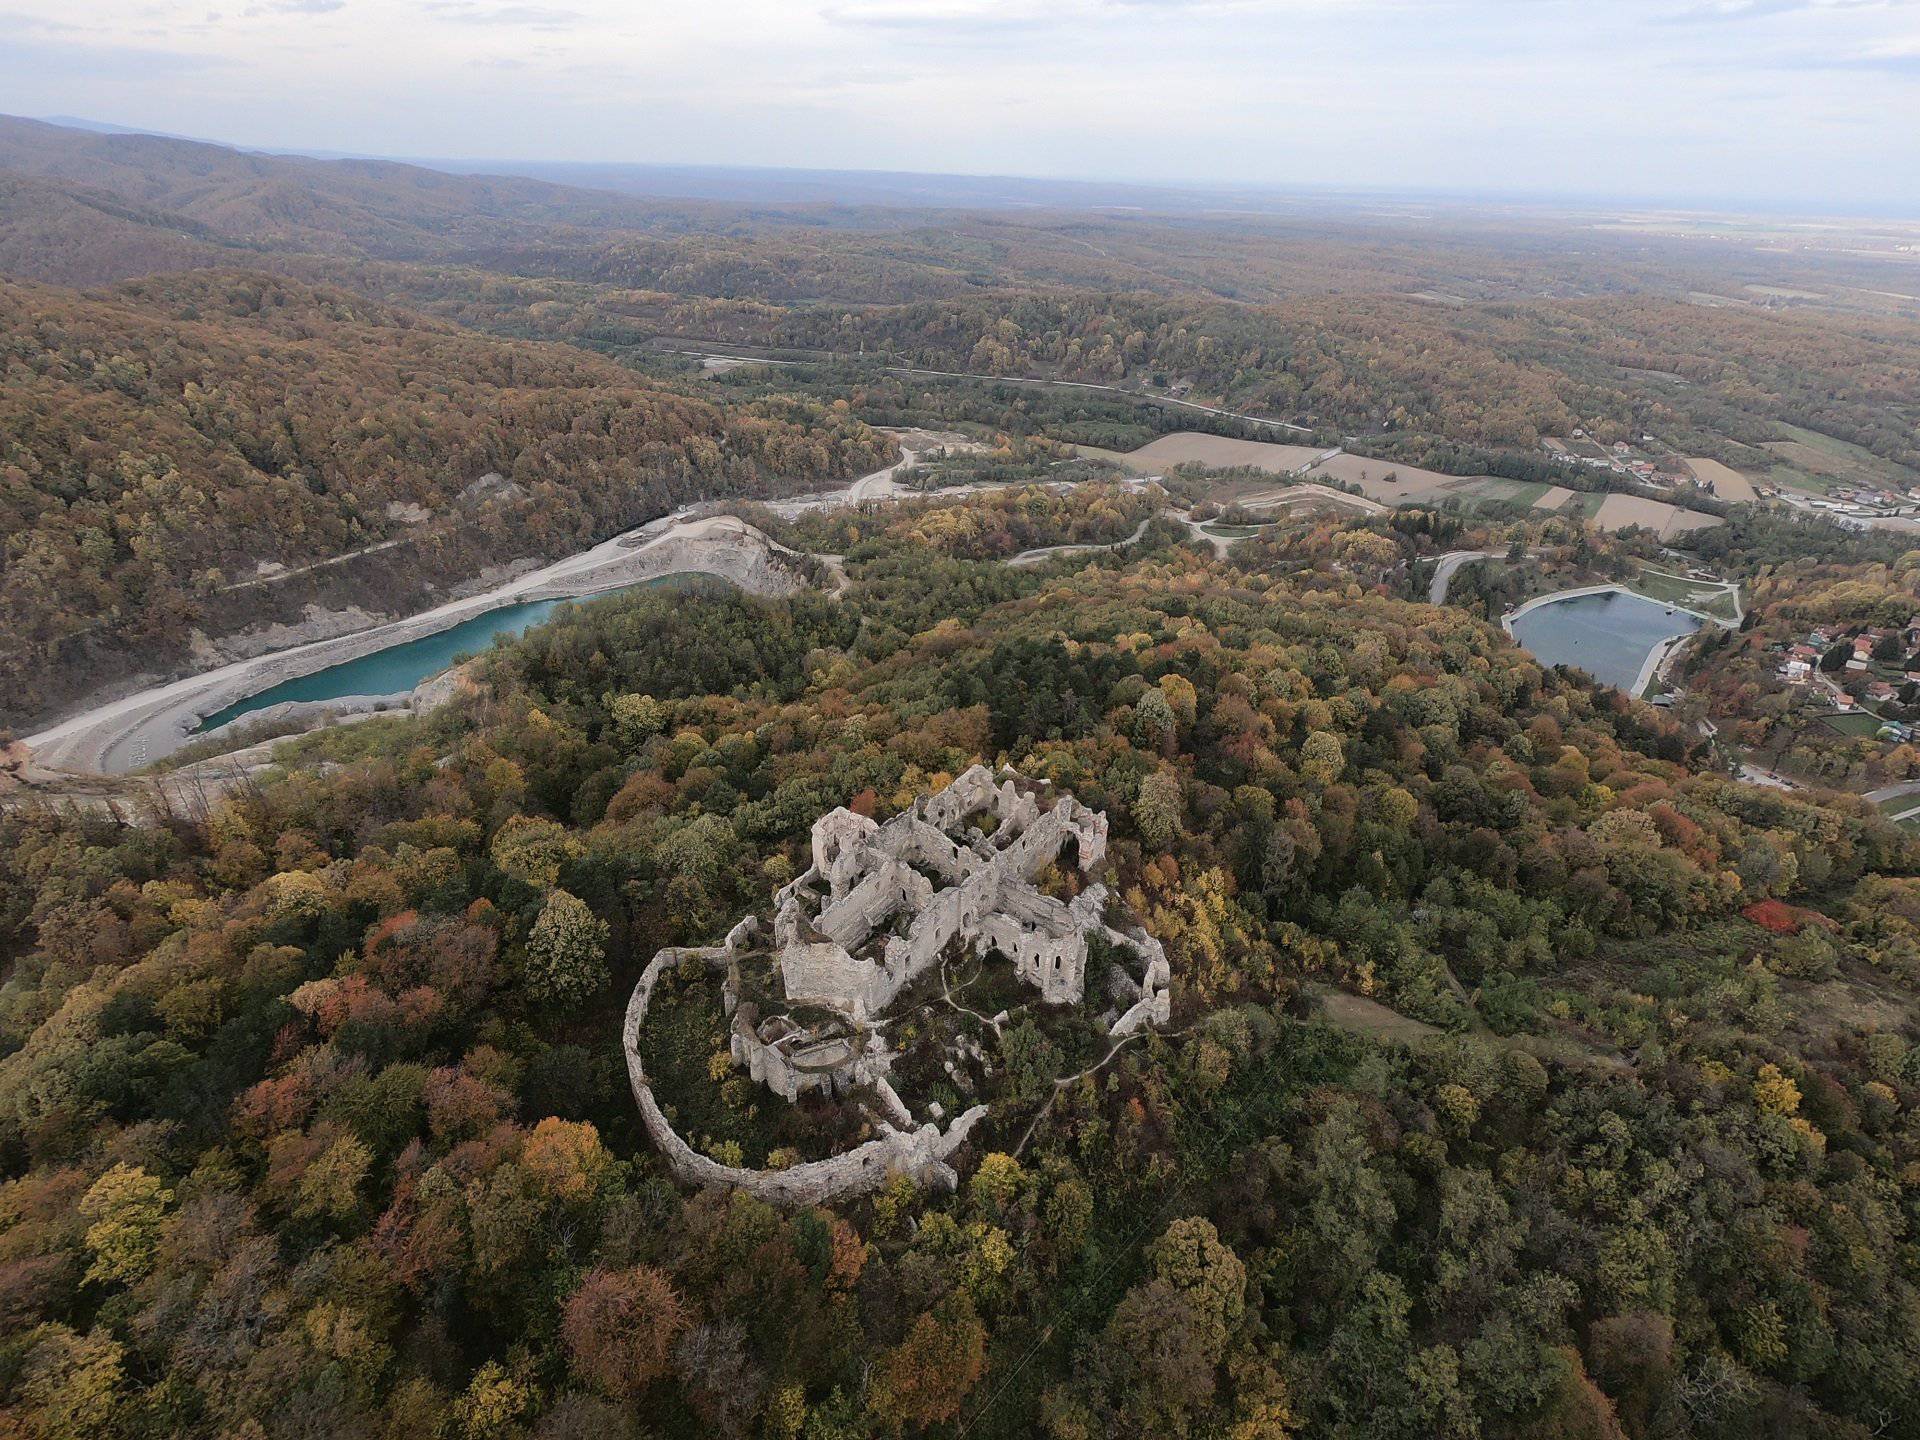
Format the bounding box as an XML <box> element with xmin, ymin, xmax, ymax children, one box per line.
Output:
<box><xmin>1427</xmin><ymin>549</ymin><xmax>1508</xmax><ymax>605</ymax></box>
<box><xmin>1006</xmin><ymin>517</ymin><xmax>1153</xmax><ymax>568</ymax></box>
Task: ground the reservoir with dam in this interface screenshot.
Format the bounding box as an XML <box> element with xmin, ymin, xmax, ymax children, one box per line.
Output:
<box><xmin>1507</xmin><ymin>589</ymin><xmax>1702</xmax><ymax>694</ymax></box>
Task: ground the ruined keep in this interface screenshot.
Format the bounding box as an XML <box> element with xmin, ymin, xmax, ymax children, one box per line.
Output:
<box><xmin>775</xmin><ymin>764</ymin><xmax>1110</xmax><ymax>1017</ymax></box>
<box><xmin>622</xmin><ymin>766</ymin><xmax>1171</xmax><ymax>1207</ymax></box>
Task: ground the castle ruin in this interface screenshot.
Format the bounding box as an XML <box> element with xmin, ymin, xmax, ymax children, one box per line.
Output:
<box><xmin>622</xmin><ymin>766</ymin><xmax>1171</xmax><ymax>1207</ymax></box>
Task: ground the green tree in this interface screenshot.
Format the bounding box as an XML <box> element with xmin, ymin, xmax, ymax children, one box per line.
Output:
<box><xmin>1136</xmin><ymin>769</ymin><xmax>1184</xmax><ymax>851</ymax></box>
<box><xmin>1133</xmin><ymin>687</ymin><xmax>1176</xmax><ymax>752</ymax></box>
<box><xmin>524</xmin><ymin>890</ymin><xmax>610</xmax><ymax>1004</ymax></box>
<box><xmin>1302</xmin><ymin>731</ymin><xmax>1345</xmax><ymax>786</ymax></box>
<box><xmin>490</xmin><ymin>814</ymin><xmax>581</xmax><ymax>889</ymax></box>
<box><xmin>18</xmin><ymin>1324</ymin><xmax>125</xmax><ymax>1440</ymax></box>
<box><xmin>78</xmin><ymin>1163</ymin><xmax>171</xmax><ymax>1287</ymax></box>
<box><xmin>608</xmin><ymin>691</ymin><xmax>666</xmax><ymax>747</ymax></box>
<box><xmin>296</xmin><ymin>1133</ymin><xmax>373</xmax><ymax>1223</ymax></box>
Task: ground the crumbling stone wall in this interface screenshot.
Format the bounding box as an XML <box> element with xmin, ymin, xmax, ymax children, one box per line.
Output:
<box><xmin>774</xmin><ymin>767</ymin><xmax>1109</xmax><ymax>1020</ymax></box>
<box><xmin>624</xmin><ymin>945</ymin><xmax>988</xmax><ymax>1208</ymax></box>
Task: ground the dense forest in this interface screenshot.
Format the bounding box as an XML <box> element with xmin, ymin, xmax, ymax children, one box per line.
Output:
<box><xmin>3</xmin><ymin>493</ymin><xmax>1919</xmax><ymax>1438</ymax></box>
<box><xmin>0</xmin><ymin>271</ymin><xmax>890</xmax><ymax>726</ymax></box>
<box><xmin>7</xmin><ymin>111</ymin><xmax>1920</xmax><ymax>1440</ymax></box>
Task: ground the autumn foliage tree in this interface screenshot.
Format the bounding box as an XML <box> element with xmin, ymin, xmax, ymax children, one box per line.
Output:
<box><xmin>561</xmin><ymin>1265</ymin><xmax>690</xmax><ymax>1400</ymax></box>
<box><xmin>866</xmin><ymin>1294</ymin><xmax>988</xmax><ymax>1433</ymax></box>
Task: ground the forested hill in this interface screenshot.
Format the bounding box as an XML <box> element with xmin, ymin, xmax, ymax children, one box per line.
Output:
<box><xmin>0</xmin><ymin>114</ymin><xmax>738</xmax><ymax>263</ymax></box>
<box><xmin>2</xmin><ymin>497</ymin><xmax>1919</xmax><ymax>1438</ymax></box>
<box><xmin>0</xmin><ymin>271</ymin><xmax>891</xmax><ymax>728</ymax></box>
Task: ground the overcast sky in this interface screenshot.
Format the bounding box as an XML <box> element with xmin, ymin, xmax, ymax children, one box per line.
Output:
<box><xmin>3</xmin><ymin>0</ymin><xmax>1918</xmax><ymax>210</ymax></box>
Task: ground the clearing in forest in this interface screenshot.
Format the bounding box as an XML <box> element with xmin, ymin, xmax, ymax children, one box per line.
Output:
<box><xmin>1762</xmin><ymin>424</ymin><xmax>1920</xmax><ymax>495</ymax></box>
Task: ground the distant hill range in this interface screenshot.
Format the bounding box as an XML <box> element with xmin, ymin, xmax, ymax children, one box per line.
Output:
<box><xmin>0</xmin><ymin>113</ymin><xmax>747</xmax><ymax>282</ymax></box>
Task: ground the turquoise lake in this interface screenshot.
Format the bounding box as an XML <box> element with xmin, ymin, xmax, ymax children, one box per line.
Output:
<box><xmin>1509</xmin><ymin>589</ymin><xmax>1701</xmax><ymax>693</ymax></box>
<box><xmin>196</xmin><ymin>578</ymin><xmax>681</xmax><ymax>734</ymax></box>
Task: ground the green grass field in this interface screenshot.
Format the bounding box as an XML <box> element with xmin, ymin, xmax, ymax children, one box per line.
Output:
<box><xmin>1823</xmin><ymin>711</ymin><xmax>1886</xmax><ymax>738</ymax></box>
<box><xmin>1764</xmin><ymin>424</ymin><xmax>1920</xmax><ymax>496</ymax></box>
<box><xmin>1468</xmin><ymin>478</ymin><xmax>1550</xmax><ymax>506</ymax></box>
<box><xmin>1628</xmin><ymin>566</ymin><xmax>1741</xmax><ymax>622</ymax></box>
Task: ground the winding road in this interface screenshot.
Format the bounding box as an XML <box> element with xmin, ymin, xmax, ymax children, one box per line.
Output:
<box><xmin>1428</xmin><ymin>549</ymin><xmax>1510</xmax><ymax>605</ymax></box>
<box><xmin>652</xmin><ymin>344</ymin><xmax>1316</xmax><ymax>437</ymax></box>
<box><xmin>1006</xmin><ymin>517</ymin><xmax>1154</xmax><ymax>568</ymax></box>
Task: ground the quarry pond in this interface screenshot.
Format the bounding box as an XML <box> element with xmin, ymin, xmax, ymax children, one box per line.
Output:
<box><xmin>195</xmin><ymin>576</ymin><xmax>686</xmax><ymax>734</ymax></box>
<box><xmin>1506</xmin><ymin>587</ymin><xmax>1702</xmax><ymax>694</ymax></box>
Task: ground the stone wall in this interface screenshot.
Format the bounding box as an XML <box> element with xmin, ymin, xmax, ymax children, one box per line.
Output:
<box><xmin>876</xmin><ymin>816</ymin><xmax>976</xmax><ymax>884</ymax></box>
<box><xmin>730</xmin><ymin>1012</ymin><xmax>864</xmax><ymax>1104</ymax></box>
<box><xmin>816</xmin><ymin>860</ymin><xmax>929</xmax><ymax>949</ymax></box>
<box><xmin>625</xmin><ymin>771</ymin><xmax>1169</xmax><ymax>1209</ymax></box>
<box><xmin>624</xmin><ymin>945</ymin><xmax>989</xmax><ymax>1208</ymax></box>
<box><xmin>812</xmin><ymin>808</ymin><xmax>878</xmax><ymax>892</ymax></box>
<box><xmin>774</xmin><ymin>767</ymin><xmax>1115</xmax><ymax>1020</ymax></box>
<box><xmin>780</xmin><ymin>939</ymin><xmax>885</xmax><ymax>1018</ymax></box>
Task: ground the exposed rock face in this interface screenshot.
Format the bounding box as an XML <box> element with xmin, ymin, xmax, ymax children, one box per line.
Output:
<box><xmin>28</xmin><ymin>513</ymin><xmax>811</xmax><ymax>779</ymax></box>
<box><xmin>456</xmin><ymin>471</ymin><xmax>527</xmax><ymax>509</ymax></box>
<box><xmin>193</xmin><ymin>605</ymin><xmax>393</xmax><ymax>666</ymax></box>
<box><xmin>599</xmin><ymin>516</ymin><xmax>811</xmax><ymax>600</ymax></box>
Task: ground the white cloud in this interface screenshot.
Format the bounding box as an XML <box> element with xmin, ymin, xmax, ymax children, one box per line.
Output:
<box><xmin>0</xmin><ymin>0</ymin><xmax>1915</xmax><ymax>209</ymax></box>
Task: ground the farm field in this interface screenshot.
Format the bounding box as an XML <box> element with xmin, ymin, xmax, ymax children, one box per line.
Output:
<box><xmin>1593</xmin><ymin>492</ymin><xmax>1724</xmax><ymax>539</ymax></box>
<box><xmin>1126</xmin><ymin>433</ymin><xmax>1726</xmax><ymax>539</ymax></box>
<box><xmin>1685</xmin><ymin>457</ymin><xmax>1758</xmax><ymax>502</ymax></box>
<box><xmin>1298</xmin><ymin>452</ymin><xmax>1471</xmax><ymax>501</ymax></box>
<box><xmin>1457</xmin><ymin>477</ymin><xmax>1550</xmax><ymax>507</ymax></box>
<box><xmin>1763</xmin><ymin>424</ymin><xmax>1920</xmax><ymax>495</ymax></box>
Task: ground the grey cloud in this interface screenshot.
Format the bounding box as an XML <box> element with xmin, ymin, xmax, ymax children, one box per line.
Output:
<box><xmin>424</xmin><ymin>2</ymin><xmax>586</xmax><ymax>28</ymax></box>
<box><xmin>243</xmin><ymin>0</ymin><xmax>346</xmax><ymax>13</ymax></box>
<box><xmin>1671</xmin><ymin>0</ymin><xmax>1897</xmax><ymax>21</ymax></box>
<box><xmin>0</xmin><ymin>32</ymin><xmax>230</xmax><ymax>80</ymax></box>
